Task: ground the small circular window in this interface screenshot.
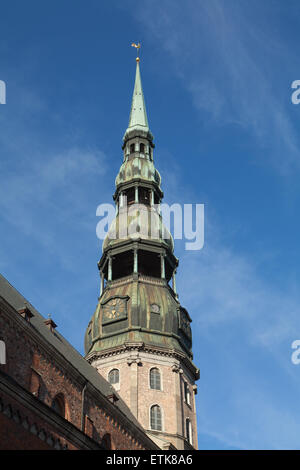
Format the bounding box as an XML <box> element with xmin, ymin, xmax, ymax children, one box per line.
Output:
<box><xmin>150</xmin><ymin>304</ymin><xmax>160</xmax><ymax>314</ymax></box>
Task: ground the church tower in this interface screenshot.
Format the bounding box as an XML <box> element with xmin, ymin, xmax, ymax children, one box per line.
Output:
<box><xmin>85</xmin><ymin>53</ymin><xmax>199</xmax><ymax>450</ymax></box>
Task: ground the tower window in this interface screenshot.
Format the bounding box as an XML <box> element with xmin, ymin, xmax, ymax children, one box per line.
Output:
<box><xmin>139</xmin><ymin>250</ymin><xmax>160</xmax><ymax>278</ymax></box>
<box><xmin>139</xmin><ymin>187</ymin><xmax>150</xmax><ymax>205</ymax></box>
<box><xmin>150</xmin><ymin>368</ymin><xmax>161</xmax><ymax>390</ymax></box>
<box><xmin>186</xmin><ymin>418</ymin><xmax>192</xmax><ymax>445</ymax></box>
<box><xmin>111</xmin><ymin>251</ymin><xmax>133</xmax><ymax>280</ymax></box>
<box><xmin>130</xmin><ymin>144</ymin><xmax>135</xmax><ymax>154</ymax></box>
<box><xmin>125</xmin><ymin>187</ymin><xmax>135</xmax><ymax>205</ymax></box>
<box><xmin>30</xmin><ymin>370</ymin><xmax>41</xmax><ymax>397</ymax></box>
<box><xmin>184</xmin><ymin>382</ymin><xmax>191</xmax><ymax>406</ymax></box>
<box><xmin>150</xmin><ymin>405</ymin><xmax>162</xmax><ymax>431</ymax></box>
<box><xmin>108</xmin><ymin>368</ymin><xmax>119</xmax><ymax>385</ymax></box>
<box><xmin>102</xmin><ymin>433</ymin><xmax>112</xmax><ymax>450</ymax></box>
<box><xmin>140</xmin><ymin>143</ymin><xmax>145</xmax><ymax>153</ymax></box>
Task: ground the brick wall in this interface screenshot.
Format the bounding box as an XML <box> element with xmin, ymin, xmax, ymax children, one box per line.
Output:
<box><xmin>0</xmin><ymin>299</ymin><xmax>156</xmax><ymax>450</ymax></box>
<box><xmin>0</xmin><ymin>413</ymin><xmax>51</xmax><ymax>450</ymax></box>
<box><xmin>93</xmin><ymin>351</ymin><xmax>198</xmax><ymax>449</ymax></box>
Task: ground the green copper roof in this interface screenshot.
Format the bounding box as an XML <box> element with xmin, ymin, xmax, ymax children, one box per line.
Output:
<box><xmin>123</xmin><ymin>60</ymin><xmax>151</xmax><ymax>140</ymax></box>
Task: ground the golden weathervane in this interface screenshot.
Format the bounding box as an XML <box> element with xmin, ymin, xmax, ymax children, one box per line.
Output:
<box><xmin>131</xmin><ymin>42</ymin><xmax>141</xmax><ymax>61</ymax></box>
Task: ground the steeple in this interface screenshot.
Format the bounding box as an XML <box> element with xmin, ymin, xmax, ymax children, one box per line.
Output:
<box><xmin>123</xmin><ymin>56</ymin><xmax>153</xmax><ymax>143</ymax></box>
<box><xmin>85</xmin><ymin>50</ymin><xmax>199</xmax><ymax>451</ymax></box>
<box><xmin>128</xmin><ymin>61</ymin><xmax>149</xmax><ymax>129</ymax></box>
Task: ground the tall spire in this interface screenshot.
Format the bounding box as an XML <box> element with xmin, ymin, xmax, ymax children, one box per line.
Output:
<box><xmin>123</xmin><ymin>55</ymin><xmax>152</xmax><ymax>141</ymax></box>
<box><xmin>85</xmin><ymin>49</ymin><xmax>199</xmax><ymax>451</ymax></box>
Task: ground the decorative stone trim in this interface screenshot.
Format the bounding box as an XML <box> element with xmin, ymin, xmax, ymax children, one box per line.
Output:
<box><xmin>0</xmin><ymin>394</ymin><xmax>66</xmax><ymax>449</ymax></box>
<box><xmin>172</xmin><ymin>364</ymin><xmax>183</xmax><ymax>374</ymax></box>
<box><xmin>87</xmin><ymin>342</ymin><xmax>199</xmax><ymax>379</ymax></box>
<box><xmin>127</xmin><ymin>353</ymin><xmax>142</xmax><ymax>366</ymax></box>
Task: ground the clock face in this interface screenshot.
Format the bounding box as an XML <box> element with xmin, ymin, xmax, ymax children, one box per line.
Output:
<box><xmin>102</xmin><ymin>297</ymin><xmax>128</xmax><ymax>325</ymax></box>
<box><xmin>150</xmin><ymin>303</ymin><xmax>160</xmax><ymax>314</ymax></box>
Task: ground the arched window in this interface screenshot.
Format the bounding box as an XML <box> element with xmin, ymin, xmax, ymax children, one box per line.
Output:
<box><xmin>0</xmin><ymin>340</ymin><xmax>6</xmax><ymax>365</ymax></box>
<box><xmin>140</xmin><ymin>143</ymin><xmax>145</xmax><ymax>153</ymax></box>
<box><xmin>102</xmin><ymin>433</ymin><xmax>112</xmax><ymax>450</ymax></box>
<box><xmin>150</xmin><ymin>405</ymin><xmax>162</xmax><ymax>431</ymax></box>
<box><xmin>108</xmin><ymin>369</ymin><xmax>119</xmax><ymax>385</ymax></box>
<box><xmin>30</xmin><ymin>370</ymin><xmax>41</xmax><ymax>397</ymax></box>
<box><xmin>130</xmin><ymin>143</ymin><xmax>135</xmax><ymax>154</ymax></box>
<box><xmin>150</xmin><ymin>368</ymin><xmax>161</xmax><ymax>390</ymax></box>
<box><xmin>184</xmin><ymin>381</ymin><xmax>191</xmax><ymax>406</ymax></box>
<box><xmin>186</xmin><ymin>418</ymin><xmax>192</xmax><ymax>445</ymax></box>
<box><xmin>51</xmin><ymin>394</ymin><xmax>65</xmax><ymax>417</ymax></box>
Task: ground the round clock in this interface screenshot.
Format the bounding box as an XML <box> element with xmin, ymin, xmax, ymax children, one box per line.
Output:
<box><xmin>102</xmin><ymin>297</ymin><xmax>127</xmax><ymax>324</ymax></box>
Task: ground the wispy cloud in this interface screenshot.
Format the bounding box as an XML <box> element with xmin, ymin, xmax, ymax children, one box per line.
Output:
<box><xmin>0</xmin><ymin>67</ymin><xmax>110</xmax><ymax>272</ymax></box>
<box><xmin>152</xmin><ymin>154</ymin><xmax>300</xmax><ymax>448</ymax></box>
<box><xmin>134</xmin><ymin>0</ymin><xmax>300</xmax><ymax>175</ymax></box>
<box><xmin>177</xmin><ymin>241</ymin><xmax>300</xmax><ymax>449</ymax></box>
<box><xmin>0</xmin><ymin>146</ymin><xmax>107</xmax><ymax>269</ymax></box>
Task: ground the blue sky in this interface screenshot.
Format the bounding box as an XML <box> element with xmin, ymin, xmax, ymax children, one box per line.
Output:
<box><xmin>1</xmin><ymin>0</ymin><xmax>300</xmax><ymax>450</ymax></box>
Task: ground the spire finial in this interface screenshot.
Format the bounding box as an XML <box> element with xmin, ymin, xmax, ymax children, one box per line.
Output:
<box><xmin>123</xmin><ymin>44</ymin><xmax>153</xmax><ymax>142</ymax></box>
<box><xmin>131</xmin><ymin>42</ymin><xmax>141</xmax><ymax>62</ymax></box>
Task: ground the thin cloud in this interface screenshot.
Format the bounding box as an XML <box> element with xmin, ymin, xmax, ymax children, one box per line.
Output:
<box><xmin>134</xmin><ymin>0</ymin><xmax>300</xmax><ymax>175</ymax></box>
<box><xmin>0</xmin><ymin>146</ymin><xmax>108</xmax><ymax>271</ymax></box>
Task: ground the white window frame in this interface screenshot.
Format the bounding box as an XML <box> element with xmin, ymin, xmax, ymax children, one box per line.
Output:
<box><xmin>184</xmin><ymin>381</ymin><xmax>191</xmax><ymax>406</ymax></box>
<box><xmin>149</xmin><ymin>367</ymin><xmax>162</xmax><ymax>391</ymax></box>
<box><xmin>186</xmin><ymin>418</ymin><xmax>193</xmax><ymax>445</ymax></box>
<box><xmin>149</xmin><ymin>404</ymin><xmax>164</xmax><ymax>432</ymax></box>
<box><xmin>108</xmin><ymin>368</ymin><xmax>120</xmax><ymax>391</ymax></box>
<box><xmin>0</xmin><ymin>340</ymin><xmax>6</xmax><ymax>365</ymax></box>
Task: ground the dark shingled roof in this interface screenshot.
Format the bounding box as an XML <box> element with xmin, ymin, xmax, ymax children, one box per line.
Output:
<box><xmin>0</xmin><ymin>273</ymin><xmax>152</xmax><ymax>438</ymax></box>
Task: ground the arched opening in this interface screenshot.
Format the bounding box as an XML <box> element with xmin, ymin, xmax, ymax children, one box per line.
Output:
<box><xmin>111</xmin><ymin>251</ymin><xmax>134</xmax><ymax>280</ymax></box>
<box><xmin>154</xmin><ymin>192</ymin><xmax>160</xmax><ymax>205</ymax></box>
<box><xmin>102</xmin><ymin>433</ymin><xmax>112</xmax><ymax>450</ymax></box>
<box><xmin>30</xmin><ymin>370</ymin><xmax>41</xmax><ymax>397</ymax></box>
<box><xmin>130</xmin><ymin>143</ymin><xmax>135</xmax><ymax>154</ymax></box>
<box><xmin>139</xmin><ymin>187</ymin><xmax>150</xmax><ymax>206</ymax></box>
<box><xmin>139</xmin><ymin>250</ymin><xmax>160</xmax><ymax>278</ymax></box>
<box><xmin>124</xmin><ymin>187</ymin><xmax>135</xmax><ymax>205</ymax></box>
<box><xmin>150</xmin><ymin>404</ymin><xmax>162</xmax><ymax>431</ymax></box>
<box><xmin>140</xmin><ymin>143</ymin><xmax>145</xmax><ymax>153</ymax></box>
<box><xmin>186</xmin><ymin>418</ymin><xmax>192</xmax><ymax>445</ymax></box>
<box><xmin>51</xmin><ymin>393</ymin><xmax>69</xmax><ymax>420</ymax></box>
<box><xmin>149</xmin><ymin>368</ymin><xmax>161</xmax><ymax>390</ymax></box>
<box><xmin>184</xmin><ymin>382</ymin><xmax>191</xmax><ymax>406</ymax></box>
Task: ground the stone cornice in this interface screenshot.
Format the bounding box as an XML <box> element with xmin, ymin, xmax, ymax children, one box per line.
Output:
<box><xmin>86</xmin><ymin>342</ymin><xmax>200</xmax><ymax>380</ymax></box>
<box><xmin>89</xmin><ymin>324</ymin><xmax>193</xmax><ymax>359</ymax></box>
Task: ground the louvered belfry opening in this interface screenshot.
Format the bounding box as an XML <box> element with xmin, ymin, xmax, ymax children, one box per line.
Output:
<box><xmin>139</xmin><ymin>187</ymin><xmax>150</xmax><ymax>206</ymax></box>
<box><xmin>138</xmin><ymin>250</ymin><xmax>160</xmax><ymax>278</ymax></box>
<box><xmin>111</xmin><ymin>251</ymin><xmax>134</xmax><ymax>280</ymax></box>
